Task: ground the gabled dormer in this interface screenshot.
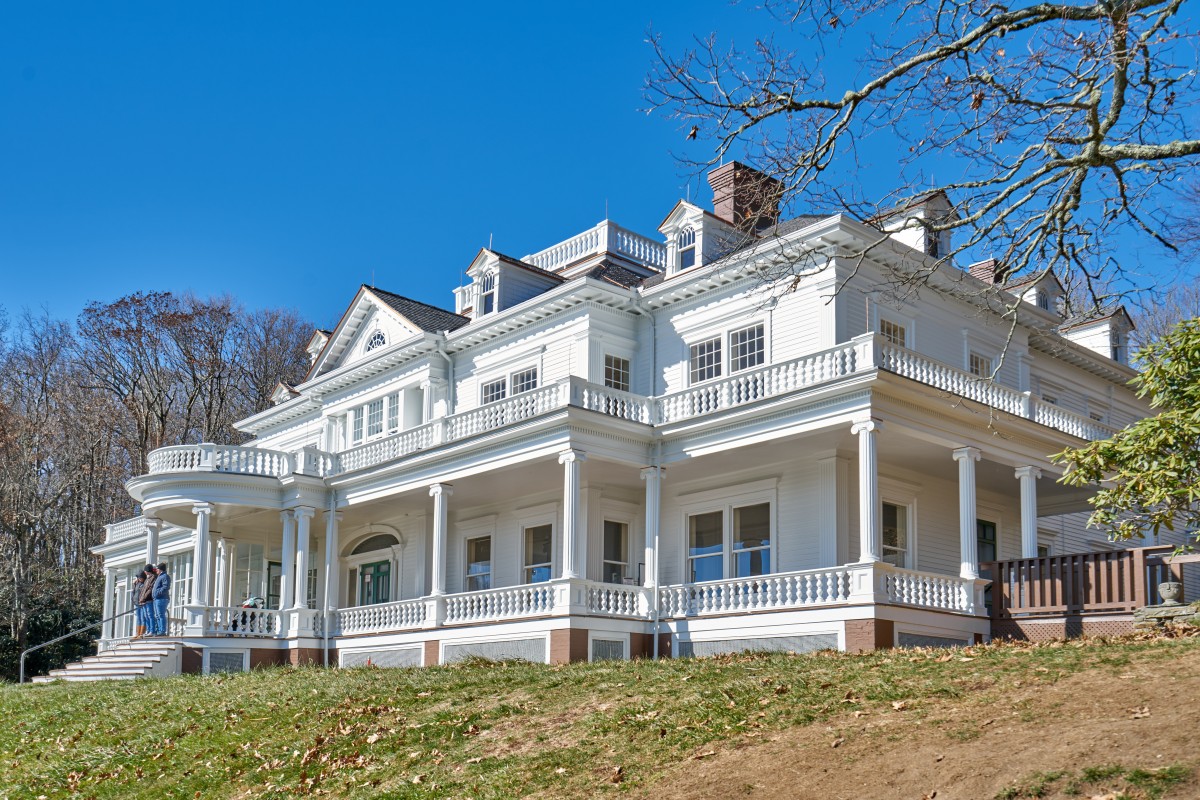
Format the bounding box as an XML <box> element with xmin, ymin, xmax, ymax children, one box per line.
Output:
<box><xmin>658</xmin><ymin>201</ymin><xmax>745</xmax><ymax>276</ymax></box>
<box><xmin>879</xmin><ymin>191</ymin><xmax>955</xmax><ymax>259</ymax></box>
<box><xmin>307</xmin><ymin>285</ymin><xmax>468</xmax><ymax>379</ymax></box>
<box><xmin>305</xmin><ymin>329</ymin><xmax>331</xmax><ymax>366</ymax></box>
<box><xmin>1060</xmin><ymin>306</ymin><xmax>1135</xmax><ymax>365</ymax></box>
<box><xmin>453</xmin><ymin>249</ymin><xmax>563</xmax><ymax>320</ymax></box>
<box><xmin>270</xmin><ymin>382</ymin><xmax>300</xmax><ymax>406</ymax></box>
<box><xmin>1002</xmin><ymin>270</ymin><xmax>1065</xmax><ymax>315</ymax></box>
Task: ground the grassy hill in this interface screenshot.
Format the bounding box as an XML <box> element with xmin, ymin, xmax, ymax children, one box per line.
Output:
<box><xmin>2</xmin><ymin>633</ymin><xmax>1197</xmax><ymax>799</ymax></box>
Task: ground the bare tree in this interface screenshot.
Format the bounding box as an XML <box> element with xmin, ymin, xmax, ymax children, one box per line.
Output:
<box><xmin>646</xmin><ymin>0</ymin><xmax>1200</xmax><ymax>305</ymax></box>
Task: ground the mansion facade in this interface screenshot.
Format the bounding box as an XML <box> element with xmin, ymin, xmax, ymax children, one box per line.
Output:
<box><xmin>89</xmin><ymin>163</ymin><xmax>1152</xmax><ymax>675</ymax></box>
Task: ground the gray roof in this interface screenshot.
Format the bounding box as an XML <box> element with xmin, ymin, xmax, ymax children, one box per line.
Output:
<box><xmin>368</xmin><ymin>286</ymin><xmax>471</xmax><ymax>333</ymax></box>
<box><xmin>585</xmin><ymin>260</ymin><xmax>649</xmax><ymax>289</ymax></box>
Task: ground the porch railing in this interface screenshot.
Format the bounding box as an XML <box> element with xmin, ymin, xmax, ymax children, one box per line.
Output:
<box><xmin>658</xmin><ymin>566</ymin><xmax>853</xmax><ymax>618</ymax></box>
<box><xmin>882</xmin><ymin>566</ymin><xmax>973</xmax><ymax>613</ymax></box>
<box><xmin>981</xmin><ymin>546</ymin><xmax>1178</xmax><ymax>619</ymax></box>
<box><xmin>444</xmin><ymin>583</ymin><xmax>557</xmax><ymax>624</ymax></box>
<box><xmin>204</xmin><ymin>606</ymin><xmax>282</xmax><ymax>636</ymax></box>
<box><xmin>336</xmin><ymin>598</ymin><xmax>426</xmax><ymax>635</ymax></box>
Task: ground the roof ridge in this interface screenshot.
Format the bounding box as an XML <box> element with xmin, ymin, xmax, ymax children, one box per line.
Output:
<box><xmin>366</xmin><ymin>284</ymin><xmax>469</xmax><ymax>320</ymax></box>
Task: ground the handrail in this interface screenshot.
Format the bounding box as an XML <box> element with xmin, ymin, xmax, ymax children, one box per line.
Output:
<box><xmin>19</xmin><ymin>608</ymin><xmax>136</xmax><ymax>684</ymax></box>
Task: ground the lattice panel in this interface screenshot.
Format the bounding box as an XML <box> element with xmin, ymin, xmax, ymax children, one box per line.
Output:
<box><xmin>897</xmin><ymin>632</ymin><xmax>970</xmax><ymax>649</ymax></box>
<box><xmin>443</xmin><ymin>638</ymin><xmax>547</xmax><ymax>664</ymax></box>
<box><xmin>207</xmin><ymin>651</ymin><xmax>246</xmax><ymax>674</ymax></box>
<box><xmin>677</xmin><ymin>633</ymin><xmax>838</xmax><ymax>659</ymax></box>
<box><xmin>992</xmin><ymin>617</ymin><xmax>1136</xmax><ymax>642</ymax></box>
<box><xmin>340</xmin><ymin>646</ymin><xmax>422</xmax><ymax>669</ymax></box>
<box><xmin>590</xmin><ymin>639</ymin><xmax>626</xmax><ymax>662</ymax></box>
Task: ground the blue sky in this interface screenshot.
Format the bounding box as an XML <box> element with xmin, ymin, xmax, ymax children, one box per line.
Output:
<box><xmin>3</xmin><ymin>3</ymin><xmax>1185</xmax><ymax>330</ymax></box>
<box><xmin>3</xmin><ymin>1</ymin><xmax>796</xmax><ymax>329</ymax></box>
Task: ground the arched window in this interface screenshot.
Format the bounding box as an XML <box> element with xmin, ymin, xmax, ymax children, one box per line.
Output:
<box><xmin>677</xmin><ymin>227</ymin><xmax>696</xmax><ymax>270</ymax></box>
<box><xmin>365</xmin><ymin>331</ymin><xmax>387</xmax><ymax>352</ymax></box>
<box><xmin>351</xmin><ymin>533</ymin><xmax>398</xmax><ymax>555</ymax></box>
<box><xmin>1036</xmin><ymin>290</ymin><xmax>1050</xmax><ymax>311</ymax></box>
<box><xmin>479</xmin><ymin>273</ymin><xmax>497</xmax><ymax>315</ymax></box>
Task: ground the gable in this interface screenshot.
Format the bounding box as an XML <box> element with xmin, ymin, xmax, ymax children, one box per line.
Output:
<box><xmin>307</xmin><ymin>287</ymin><xmax>424</xmax><ymax>377</ymax></box>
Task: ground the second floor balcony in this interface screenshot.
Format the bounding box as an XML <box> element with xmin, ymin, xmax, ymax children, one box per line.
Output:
<box><xmin>136</xmin><ymin>332</ymin><xmax>1120</xmax><ymax>488</ymax></box>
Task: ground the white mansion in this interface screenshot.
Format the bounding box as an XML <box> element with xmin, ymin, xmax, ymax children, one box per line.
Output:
<box><xmin>88</xmin><ymin>163</ymin><xmax>1154</xmax><ymax>675</ymax></box>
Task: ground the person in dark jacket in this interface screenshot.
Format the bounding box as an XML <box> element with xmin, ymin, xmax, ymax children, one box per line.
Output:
<box><xmin>136</xmin><ymin>565</ymin><xmax>156</xmax><ymax>637</ymax></box>
<box><xmin>151</xmin><ymin>562</ymin><xmax>172</xmax><ymax>636</ymax></box>
<box><xmin>131</xmin><ymin>568</ymin><xmax>150</xmax><ymax>638</ymax></box>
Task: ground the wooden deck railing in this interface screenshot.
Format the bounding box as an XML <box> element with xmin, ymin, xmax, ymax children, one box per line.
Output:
<box><xmin>981</xmin><ymin>546</ymin><xmax>1179</xmax><ymax>619</ymax></box>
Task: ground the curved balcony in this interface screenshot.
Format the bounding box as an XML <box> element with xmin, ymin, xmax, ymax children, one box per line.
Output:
<box><xmin>147</xmin><ymin>444</ymin><xmax>294</xmax><ymax>478</ymax></box>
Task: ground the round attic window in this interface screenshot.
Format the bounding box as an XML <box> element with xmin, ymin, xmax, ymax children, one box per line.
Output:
<box><xmin>365</xmin><ymin>331</ymin><xmax>387</xmax><ymax>352</ymax></box>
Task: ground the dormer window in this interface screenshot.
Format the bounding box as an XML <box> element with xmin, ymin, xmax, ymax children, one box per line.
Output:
<box><xmin>1036</xmin><ymin>290</ymin><xmax>1050</xmax><ymax>311</ymax></box>
<box><xmin>1110</xmin><ymin>330</ymin><xmax>1126</xmax><ymax>363</ymax></box>
<box><xmin>479</xmin><ymin>273</ymin><xmax>497</xmax><ymax>315</ymax></box>
<box><xmin>678</xmin><ymin>227</ymin><xmax>696</xmax><ymax>270</ymax></box>
<box><xmin>365</xmin><ymin>331</ymin><xmax>387</xmax><ymax>352</ymax></box>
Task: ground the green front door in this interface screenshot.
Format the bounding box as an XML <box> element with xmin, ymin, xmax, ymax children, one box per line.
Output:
<box><xmin>359</xmin><ymin>561</ymin><xmax>391</xmax><ymax>606</ymax></box>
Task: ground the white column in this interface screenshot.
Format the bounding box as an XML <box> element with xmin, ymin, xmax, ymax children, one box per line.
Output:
<box><xmin>101</xmin><ymin>568</ymin><xmax>116</xmax><ymax>639</ymax></box>
<box><xmin>953</xmin><ymin>447</ymin><xmax>982</xmax><ymax>579</ymax></box>
<box><xmin>292</xmin><ymin>507</ymin><xmax>315</xmax><ymax>609</ymax></box>
<box><xmin>323</xmin><ymin>511</ymin><xmax>342</xmax><ymax>612</ymax></box>
<box><xmin>640</xmin><ymin>466</ymin><xmax>664</xmax><ymax>589</ymax></box>
<box><xmin>279</xmin><ymin>510</ymin><xmax>296</xmax><ymax>612</ymax></box>
<box><xmin>144</xmin><ymin>517</ymin><xmax>162</xmax><ymax>566</ymax></box>
<box><xmin>191</xmin><ymin>504</ymin><xmax>213</xmax><ymax>607</ymax></box>
<box><xmin>559</xmin><ymin>449</ymin><xmax>587</xmax><ymax>580</ymax></box>
<box><xmin>852</xmin><ymin>420</ymin><xmax>882</xmax><ymax>563</ymax></box>
<box><xmin>1015</xmin><ymin>466</ymin><xmax>1042</xmax><ymax>558</ymax></box>
<box><xmin>204</xmin><ymin>532</ymin><xmax>218</xmax><ymax>607</ymax></box>
<box><xmin>429</xmin><ymin>484</ymin><xmax>453</xmax><ymax>595</ymax></box>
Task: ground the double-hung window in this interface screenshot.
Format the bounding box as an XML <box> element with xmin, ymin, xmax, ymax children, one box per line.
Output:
<box><xmin>604</xmin><ymin>355</ymin><xmax>630</xmax><ymax>392</ymax></box>
<box><xmin>969</xmin><ymin>352</ymin><xmax>992</xmax><ymax>378</ymax></box>
<box><xmin>481</xmin><ymin>378</ymin><xmax>507</xmax><ymax>405</ymax></box>
<box><xmin>465</xmin><ymin>536</ymin><xmax>491</xmax><ymax>591</ymax></box>
<box><xmin>882</xmin><ymin>502</ymin><xmax>910</xmax><ymax>568</ymax></box>
<box><xmin>523</xmin><ymin>524</ymin><xmax>553</xmax><ymax>583</ymax></box>
<box><xmin>678</xmin><ymin>227</ymin><xmax>696</xmax><ymax>270</ymax></box>
<box><xmin>511</xmin><ymin>367</ymin><xmax>538</xmax><ymax>395</ymax></box>
<box><xmin>479</xmin><ymin>273</ymin><xmax>496</xmax><ymax>315</ymax></box>
<box><xmin>689</xmin><ymin>337</ymin><xmax>723</xmax><ymax>383</ymax></box>
<box><xmin>730</xmin><ymin>324</ymin><xmax>764</xmax><ymax>373</ymax></box>
<box><xmin>347</xmin><ymin>392</ymin><xmax>405</xmax><ymax>446</ymax></box>
<box><xmin>686</xmin><ymin>498</ymin><xmax>774</xmax><ymax>582</ymax></box>
<box><xmin>880</xmin><ymin>319</ymin><xmax>907</xmax><ymax>347</ymax></box>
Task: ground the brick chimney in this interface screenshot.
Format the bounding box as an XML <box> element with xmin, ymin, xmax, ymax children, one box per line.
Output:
<box><xmin>707</xmin><ymin>162</ymin><xmax>783</xmax><ymax>234</ymax></box>
<box><xmin>968</xmin><ymin>258</ymin><xmax>1005</xmax><ymax>284</ymax></box>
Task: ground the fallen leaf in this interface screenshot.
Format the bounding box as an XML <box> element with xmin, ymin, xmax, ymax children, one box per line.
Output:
<box><xmin>892</xmin><ymin>701</ymin><xmax>908</xmax><ymax>711</ymax></box>
<box><xmin>935</xmin><ymin>754</ymin><xmax>945</xmax><ymax>763</ymax></box>
<box><xmin>610</xmin><ymin>765</ymin><xmax>624</xmax><ymax>784</ymax></box>
<box><xmin>692</xmin><ymin>751</ymin><xmax>716</xmax><ymax>760</ymax></box>
<box><xmin>1129</xmin><ymin>706</ymin><xmax>1151</xmax><ymax>720</ymax></box>
<box><xmin>555</xmin><ymin>767</ymin><xmax>567</xmax><ymax>774</ymax></box>
<box><xmin>831</xmin><ymin>737</ymin><xmax>845</xmax><ymax>748</ymax></box>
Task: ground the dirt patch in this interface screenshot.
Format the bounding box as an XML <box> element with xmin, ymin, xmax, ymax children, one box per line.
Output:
<box><xmin>639</xmin><ymin>646</ymin><xmax>1200</xmax><ymax>800</ymax></box>
<box><xmin>476</xmin><ymin>698</ymin><xmax>623</xmax><ymax>759</ymax></box>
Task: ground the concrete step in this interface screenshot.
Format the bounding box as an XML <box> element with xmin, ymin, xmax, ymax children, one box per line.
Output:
<box><xmin>36</xmin><ymin>672</ymin><xmax>140</xmax><ymax>683</ymax></box>
<box><xmin>30</xmin><ymin>641</ymin><xmax>182</xmax><ymax>684</ymax></box>
<box><xmin>67</xmin><ymin>657</ymin><xmax>161</xmax><ymax>671</ymax></box>
<box><xmin>49</xmin><ymin>666</ymin><xmax>149</xmax><ymax>679</ymax></box>
<box><xmin>82</xmin><ymin>649</ymin><xmax>173</xmax><ymax>662</ymax></box>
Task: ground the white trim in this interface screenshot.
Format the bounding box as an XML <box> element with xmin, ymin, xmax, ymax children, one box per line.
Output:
<box><xmin>203</xmin><ymin>649</ymin><xmax>250</xmax><ymax>674</ymax></box>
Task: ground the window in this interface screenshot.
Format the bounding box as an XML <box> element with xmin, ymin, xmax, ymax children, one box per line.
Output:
<box><xmin>1037</xmin><ymin>544</ymin><xmax>1051</xmax><ymax>557</ymax></box>
<box><xmin>352</xmin><ymin>407</ymin><xmax>364</xmax><ymax>443</ymax></box>
<box><xmin>689</xmin><ymin>337</ymin><xmax>722</xmax><ymax>383</ymax></box>
<box><xmin>604</xmin><ymin>355</ymin><xmax>630</xmax><ymax>392</ymax></box>
<box><xmin>882</xmin><ymin>502</ymin><xmax>910</xmax><ymax>568</ymax></box>
<box><xmin>688</xmin><ymin>511</ymin><xmax>724</xmax><ymax>583</ymax></box>
<box><xmin>1036</xmin><ymin>290</ymin><xmax>1050</xmax><ymax>311</ymax></box>
<box><xmin>367</xmin><ymin>398</ymin><xmax>384</xmax><ymax>437</ymax></box>
<box><xmin>358</xmin><ymin>561</ymin><xmax>390</xmax><ymax>606</ymax></box>
<box><xmin>1110</xmin><ymin>331</ymin><xmax>1125</xmax><ymax>362</ymax></box>
<box><xmin>523</xmin><ymin>524</ymin><xmax>553</xmax><ymax>583</ymax></box>
<box><xmin>481</xmin><ymin>378</ymin><xmax>507</xmax><ymax>404</ymax></box>
<box><xmin>730</xmin><ymin>324</ymin><xmax>765</xmax><ymax>373</ymax></box>
<box><xmin>977</xmin><ymin>520</ymin><xmax>997</xmax><ymax>563</ymax></box>
<box><xmin>511</xmin><ymin>367</ymin><xmax>538</xmax><ymax>395</ymax></box>
<box><xmin>687</xmin><ymin>502</ymin><xmax>773</xmax><ymax>582</ymax></box>
<box><xmin>1089</xmin><ymin>411</ymin><xmax>1104</xmax><ymax>422</ymax></box>
<box><xmin>233</xmin><ymin>543</ymin><xmax>265</xmax><ymax>606</ymax></box>
<box><xmin>678</xmin><ymin>227</ymin><xmax>696</xmax><ymax>270</ymax></box>
<box><xmin>465</xmin><ymin>536</ymin><xmax>491</xmax><ymax>591</ymax></box>
<box><xmin>602</xmin><ymin>521</ymin><xmax>628</xmax><ymax>583</ymax></box>
<box><xmin>387</xmin><ymin>392</ymin><xmax>399</xmax><ymax>433</ymax></box>
<box><xmin>479</xmin><ymin>273</ymin><xmax>496</xmax><ymax>315</ymax></box>
<box><xmin>969</xmin><ymin>352</ymin><xmax>992</xmax><ymax>378</ymax></box>
<box><xmin>365</xmin><ymin>331</ymin><xmax>387</xmax><ymax>352</ymax></box>
<box><xmin>1042</xmin><ymin>393</ymin><xmax>1058</xmax><ymax>406</ymax></box>
<box><xmin>880</xmin><ymin>319</ymin><xmax>907</xmax><ymax>347</ymax></box>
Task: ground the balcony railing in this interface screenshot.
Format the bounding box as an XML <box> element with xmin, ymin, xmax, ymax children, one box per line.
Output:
<box><xmin>204</xmin><ymin>606</ymin><xmax>281</xmax><ymax>637</ymax></box>
<box><xmin>105</xmin><ymin>516</ymin><xmax>147</xmax><ymax>543</ymax></box>
<box><xmin>658</xmin><ymin>566</ymin><xmax>853</xmax><ymax>618</ymax></box>
<box><xmin>982</xmin><ymin>546</ymin><xmax>1178</xmax><ymax>618</ymax></box>
<box><xmin>147</xmin><ymin>444</ymin><xmax>293</xmax><ymax>477</ymax></box>
<box><xmin>523</xmin><ymin>220</ymin><xmax>666</xmax><ymax>272</ymax></box>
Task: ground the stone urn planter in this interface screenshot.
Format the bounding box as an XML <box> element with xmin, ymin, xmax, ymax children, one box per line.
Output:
<box><xmin>1157</xmin><ymin>581</ymin><xmax>1184</xmax><ymax>606</ymax></box>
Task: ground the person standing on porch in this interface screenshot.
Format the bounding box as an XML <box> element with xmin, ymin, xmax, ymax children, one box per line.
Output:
<box><xmin>151</xmin><ymin>562</ymin><xmax>171</xmax><ymax>636</ymax></box>
<box><xmin>131</xmin><ymin>568</ymin><xmax>149</xmax><ymax>638</ymax></box>
<box><xmin>135</xmin><ymin>565</ymin><xmax>155</xmax><ymax>638</ymax></box>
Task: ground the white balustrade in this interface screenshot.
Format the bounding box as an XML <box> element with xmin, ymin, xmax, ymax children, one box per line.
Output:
<box><xmin>448</xmin><ymin>383</ymin><xmax>563</xmax><ymax>440</ymax></box>
<box><xmin>881</xmin><ymin>566</ymin><xmax>973</xmax><ymax>613</ymax></box>
<box><xmin>443</xmin><ymin>583</ymin><xmax>557</xmax><ymax>624</ymax></box>
<box><xmin>106</xmin><ymin>516</ymin><xmax>147</xmax><ymax>543</ymax></box>
<box><xmin>878</xmin><ymin>341</ymin><xmax>1026</xmax><ymax>416</ymax></box>
<box><xmin>1033</xmin><ymin>398</ymin><xmax>1117</xmax><ymax>441</ymax></box>
<box><xmin>523</xmin><ymin>220</ymin><xmax>666</xmax><ymax>272</ymax></box>
<box><xmin>147</xmin><ymin>444</ymin><xmax>293</xmax><ymax>477</ymax></box>
<box><xmin>204</xmin><ymin>606</ymin><xmax>282</xmax><ymax>636</ymax></box>
<box><xmin>658</xmin><ymin>341</ymin><xmax>861</xmax><ymax>424</ymax></box>
<box><xmin>339</xmin><ymin>423</ymin><xmax>436</xmax><ymax>473</ymax></box>
<box><xmin>582</xmin><ymin>581</ymin><xmax>646</xmax><ymax>617</ymax></box>
<box><xmin>570</xmin><ymin>378</ymin><xmax>655</xmax><ymax>424</ymax></box>
<box><xmin>335</xmin><ymin>599</ymin><xmax>427</xmax><ymax>635</ymax></box>
<box><xmin>658</xmin><ymin>567</ymin><xmax>852</xmax><ymax>618</ymax></box>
